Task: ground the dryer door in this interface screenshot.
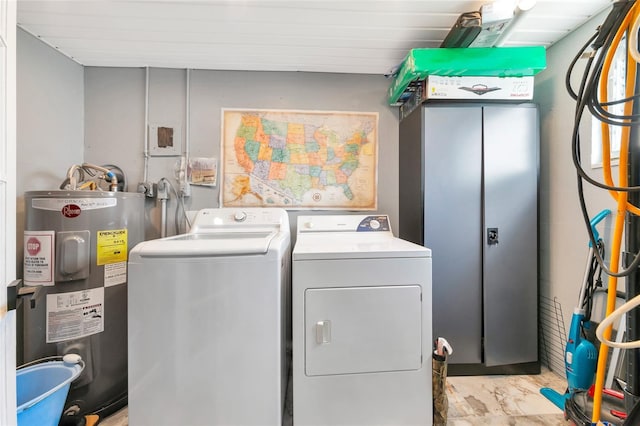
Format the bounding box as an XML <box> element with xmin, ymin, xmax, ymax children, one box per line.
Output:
<box><xmin>305</xmin><ymin>285</ymin><xmax>422</xmax><ymax>376</ymax></box>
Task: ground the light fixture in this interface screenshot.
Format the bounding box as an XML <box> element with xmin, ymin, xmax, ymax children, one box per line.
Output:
<box><xmin>440</xmin><ymin>0</ymin><xmax>537</xmax><ymax>48</ymax></box>
<box><xmin>518</xmin><ymin>0</ymin><xmax>537</xmax><ymax>12</ymax></box>
<box><xmin>440</xmin><ymin>11</ymin><xmax>482</xmax><ymax>48</ymax></box>
<box><xmin>494</xmin><ymin>0</ymin><xmax>538</xmax><ymax>46</ymax></box>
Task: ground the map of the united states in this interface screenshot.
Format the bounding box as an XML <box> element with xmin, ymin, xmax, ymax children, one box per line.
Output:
<box><xmin>222</xmin><ymin>110</ymin><xmax>377</xmax><ymax>209</ymax></box>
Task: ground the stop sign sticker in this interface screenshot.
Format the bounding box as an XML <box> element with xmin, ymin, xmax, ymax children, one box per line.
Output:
<box><xmin>24</xmin><ymin>231</ymin><xmax>55</xmax><ymax>285</ymax></box>
<box><xmin>26</xmin><ymin>237</ymin><xmax>41</xmax><ymax>256</ymax></box>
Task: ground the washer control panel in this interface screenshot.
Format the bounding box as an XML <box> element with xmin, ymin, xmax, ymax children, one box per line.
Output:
<box><xmin>233</xmin><ymin>211</ymin><xmax>248</xmax><ymax>222</ymax></box>
<box><xmin>190</xmin><ymin>208</ymin><xmax>288</xmax><ymax>230</ymax></box>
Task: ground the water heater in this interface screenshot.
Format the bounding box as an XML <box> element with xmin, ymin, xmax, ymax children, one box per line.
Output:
<box><xmin>22</xmin><ymin>190</ymin><xmax>144</xmax><ymax>419</ymax></box>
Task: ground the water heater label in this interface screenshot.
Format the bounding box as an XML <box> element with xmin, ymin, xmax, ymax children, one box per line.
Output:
<box><xmin>31</xmin><ymin>197</ymin><xmax>117</xmax><ymax>211</ymax></box>
<box><xmin>23</xmin><ymin>230</ymin><xmax>55</xmax><ymax>286</ymax></box>
<box><xmin>104</xmin><ymin>261</ymin><xmax>127</xmax><ymax>287</ymax></box>
<box><xmin>46</xmin><ymin>287</ymin><xmax>105</xmax><ymax>343</ymax></box>
<box><xmin>97</xmin><ymin>229</ymin><xmax>128</xmax><ymax>265</ymax></box>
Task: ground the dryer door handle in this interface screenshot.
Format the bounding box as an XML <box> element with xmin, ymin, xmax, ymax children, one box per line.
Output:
<box><xmin>316</xmin><ymin>320</ymin><xmax>332</xmax><ymax>344</ymax></box>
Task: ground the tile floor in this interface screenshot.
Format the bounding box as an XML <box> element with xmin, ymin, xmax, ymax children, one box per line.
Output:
<box><xmin>446</xmin><ymin>369</ymin><xmax>568</xmax><ymax>425</ymax></box>
<box><xmin>100</xmin><ymin>367</ymin><xmax>569</xmax><ymax>425</ymax></box>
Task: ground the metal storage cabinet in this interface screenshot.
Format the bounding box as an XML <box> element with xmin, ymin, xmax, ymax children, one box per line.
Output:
<box><xmin>399</xmin><ymin>104</ymin><xmax>539</xmax><ymax>375</ymax></box>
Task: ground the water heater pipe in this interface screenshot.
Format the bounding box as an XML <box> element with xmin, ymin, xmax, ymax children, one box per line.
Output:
<box><xmin>66</xmin><ymin>163</ymin><xmax>118</xmax><ymax>191</ymax></box>
<box><xmin>67</xmin><ymin>164</ymin><xmax>82</xmax><ymax>190</ymax></box>
<box><xmin>82</xmin><ymin>163</ymin><xmax>118</xmax><ymax>191</ymax></box>
<box><xmin>160</xmin><ymin>198</ymin><xmax>167</xmax><ymax>238</ymax></box>
<box><xmin>158</xmin><ymin>178</ymin><xmax>169</xmax><ymax>238</ymax></box>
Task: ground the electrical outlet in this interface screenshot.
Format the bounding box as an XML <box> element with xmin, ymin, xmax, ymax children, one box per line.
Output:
<box><xmin>177</xmin><ymin>155</ymin><xmax>190</xmax><ymax>197</ymax></box>
<box><xmin>137</xmin><ymin>182</ymin><xmax>157</xmax><ymax>198</ymax></box>
<box><xmin>180</xmin><ymin>181</ymin><xmax>191</xmax><ymax>197</ymax></box>
<box><xmin>157</xmin><ymin>180</ymin><xmax>169</xmax><ymax>200</ymax></box>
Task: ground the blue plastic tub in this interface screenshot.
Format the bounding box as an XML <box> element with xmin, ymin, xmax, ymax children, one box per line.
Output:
<box><xmin>16</xmin><ymin>357</ymin><xmax>84</xmax><ymax>426</ymax></box>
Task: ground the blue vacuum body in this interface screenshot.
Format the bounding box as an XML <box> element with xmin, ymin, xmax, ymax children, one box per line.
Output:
<box><xmin>541</xmin><ymin>310</ymin><xmax>598</xmax><ymax>410</ymax></box>
<box><xmin>540</xmin><ymin>209</ymin><xmax>609</xmax><ymax>411</ymax></box>
<box><xmin>566</xmin><ymin>310</ymin><xmax>598</xmax><ymax>392</ymax></box>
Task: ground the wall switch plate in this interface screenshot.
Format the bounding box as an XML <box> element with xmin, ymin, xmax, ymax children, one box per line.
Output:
<box><xmin>149</xmin><ymin>123</ymin><xmax>182</xmax><ymax>156</ymax></box>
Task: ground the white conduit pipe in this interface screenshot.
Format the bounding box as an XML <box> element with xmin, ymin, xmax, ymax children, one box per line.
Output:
<box><xmin>596</xmin><ymin>293</ymin><xmax>640</xmax><ymax>349</ymax></box>
<box><xmin>160</xmin><ymin>181</ymin><xmax>168</xmax><ymax>238</ymax></box>
<box><xmin>143</xmin><ymin>66</ymin><xmax>150</xmax><ymax>183</ymax></box>
<box><xmin>181</xmin><ymin>68</ymin><xmax>192</xmax><ymax>230</ymax></box>
<box><xmin>185</xmin><ymin>68</ymin><xmax>190</xmax><ymax>162</ymax></box>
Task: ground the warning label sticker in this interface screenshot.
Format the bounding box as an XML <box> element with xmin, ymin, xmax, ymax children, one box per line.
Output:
<box><xmin>46</xmin><ymin>287</ymin><xmax>104</xmax><ymax>343</ymax></box>
<box><xmin>104</xmin><ymin>261</ymin><xmax>127</xmax><ymax>287</ymax></box>
<box><xmin>97</xmin><ymin>229</ymin><xmax>128</xmax><ymax>265</ymax></box>
<box><xmin>23</xmin><ymin>230</ymin><xmax>55</xmax><ymax>286</ymax></box>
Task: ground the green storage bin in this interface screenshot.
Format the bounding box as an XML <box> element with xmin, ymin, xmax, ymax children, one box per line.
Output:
<box><xmin>388</xmin><ymin>46</ymin><xmax>547</xmax><ymax>105</ymax></box>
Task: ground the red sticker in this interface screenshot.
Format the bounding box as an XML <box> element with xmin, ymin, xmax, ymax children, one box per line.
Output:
<box><xmin>62</xmin><ymin>204</ymin><xmax>81</xmax><ymax>218</ymax></box>
<box><xmin>26</xmin><ymin>237</ymin><xmax>41</xmax><ymax>256</ymax></box>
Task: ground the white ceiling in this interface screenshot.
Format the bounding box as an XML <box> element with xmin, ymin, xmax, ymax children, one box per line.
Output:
<box><xmin>17</xmin><ymin>0</ymin><xmax>613</xmax><ymax>75</ymax></box>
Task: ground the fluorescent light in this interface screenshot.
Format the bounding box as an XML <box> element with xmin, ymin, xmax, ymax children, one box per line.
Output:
<box><xmin>494</xmin><ymin>0</ymin><xmax>537</xmax><ymax>46</ymax></box>
<box><xmin>518</xmin><ymin>0</ymin><xmax>537</xmax><ymax>12</ymax></box>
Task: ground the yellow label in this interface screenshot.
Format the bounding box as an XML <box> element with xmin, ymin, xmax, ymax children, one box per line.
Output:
<box><xmin>96</xmin><ymin>229</ymin><xmax>128</xmax><ymax>265</ymax></box>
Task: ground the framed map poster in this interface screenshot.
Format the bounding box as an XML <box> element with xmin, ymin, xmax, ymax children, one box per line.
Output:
<box><xmin>221</xmin><ymin>109</ymin><xmax>378</xmax><ymax>210</ymax></box>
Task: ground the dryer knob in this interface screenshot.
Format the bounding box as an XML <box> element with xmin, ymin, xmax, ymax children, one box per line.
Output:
<box><xmin>370</xmin><ymin>219</ymin><xmax>381</xmax><ymax>230</ymax></box>
<box><xmin>234</xmin><ymin>211</ymin><xmax>247</xmax><ymax>222</ymax></box>
<box><xmin>305</xmin><ymin>221</ymin><xmax>314</xmax><ymax>229</ymax></box>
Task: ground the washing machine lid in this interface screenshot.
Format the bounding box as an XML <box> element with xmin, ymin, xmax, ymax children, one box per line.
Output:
<box><xmin>293</xmin><ymin>215</ymin><xmax>431</xmax><ymax>260</ymax></box>
<box><xmin>133</xmin><ymin>208</ymin><xmax>291</xmax><ymax>258</ymax></box>
<box><xmin>133</xmin><ymin>230</ymin><xmax>279</xmax><ymax>257</ymax></box>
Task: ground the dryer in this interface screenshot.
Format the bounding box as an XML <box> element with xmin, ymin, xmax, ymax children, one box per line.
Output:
<box><xmin>292</xmin><ymin>214</ymin><xmax>432</xmax><ymax>425</ymax></box>
<box><xmin>127</xmin><ymin>208</ymin><xmax>290</xmax><ymax>426</ymax></box>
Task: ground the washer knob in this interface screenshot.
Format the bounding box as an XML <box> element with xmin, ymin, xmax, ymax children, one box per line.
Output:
<box><xmin>370</xmin><ymin>219</ymin><xmax>381</xmax><ymax>230</ymax></box>
<box><xmin>234</xmin><ymin>211</ymin><xmax>247</xmax><ymax>222</ymax></box>
<box><xmin>305</xmin><ymin>221</ymin><xmax>314</xmax><ymax>229</ymax></box>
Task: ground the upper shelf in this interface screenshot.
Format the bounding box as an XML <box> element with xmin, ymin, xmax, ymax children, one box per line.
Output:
<box><xmin>387</xmin><ymin>46</ymin><xmax>547</xmax><ymax>106</ymax></box>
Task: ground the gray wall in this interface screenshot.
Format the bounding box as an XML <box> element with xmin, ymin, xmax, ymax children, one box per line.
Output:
<box><xmin>16</xmin><ymin>28</ymin><xmax>84</xmax><ymax>276</ymax></box>
<box><xmin>84</xmin><ymin>67</ymin><xmax>399</xmax><ymax>238</ymax></box>
<box><xmin>17</xmin><ymin>26</ymin><xmax>399</xmax><ymax>273</ymax></box>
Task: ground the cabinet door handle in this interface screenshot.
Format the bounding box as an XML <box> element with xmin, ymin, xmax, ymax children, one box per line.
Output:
<box><xmin>487</xmin><ymin>228</ymin><xmax>499</xmax><ymax>245</ymax></box>
<box><xmin>316</xmin><ymin>320</ymin><xmax>331</xmax><ymax>344</ymax></box>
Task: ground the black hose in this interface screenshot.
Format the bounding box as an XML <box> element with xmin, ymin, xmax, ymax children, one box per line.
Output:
<box><xmin>569</xmin><ymin>0</ymin><xmax>640</xmax><ymax>277</ymax></box>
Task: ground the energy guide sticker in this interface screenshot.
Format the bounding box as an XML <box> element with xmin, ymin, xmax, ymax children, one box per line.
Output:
<box><xmin>97</xmin><ymin>229</ymin><xmax>128</xmax><ymax>265</ymax></box>
<box><xmin>23</xmin><ymin>230</ymin><xmax>55</xmax><ymax>286</ymax></box>
<box><xmin>46</xmin><ymin>287</ymin><xmax>104</xmax><ymax>343</ymax></box>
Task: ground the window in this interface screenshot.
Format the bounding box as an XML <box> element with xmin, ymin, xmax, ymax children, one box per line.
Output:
<box><xmin>592</xmin><ymin>37</ymin><xmax>627</xmax><ymax>168</ymax></box>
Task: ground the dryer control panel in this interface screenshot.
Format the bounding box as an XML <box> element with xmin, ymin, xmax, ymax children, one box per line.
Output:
<box><xmin>357</xmin><ymin>215</ymin><xmax>390</xmax><ymax>232</ymax></box>
<box><xmin>299</xmin><ymin>215</ymin><xmax>392</xmax><ymax>233</ymax></box>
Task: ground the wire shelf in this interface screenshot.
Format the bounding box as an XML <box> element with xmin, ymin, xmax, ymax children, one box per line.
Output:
<box><xmin>539</xmin><ymin>295</ymin><xmax>567</xmax><ymax>376</ymax></box>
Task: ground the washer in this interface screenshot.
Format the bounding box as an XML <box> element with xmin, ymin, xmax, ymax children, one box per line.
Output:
<box><xmin>292</xmin><ymin>214</ymin><xmax>432</xmax><ymax>426</ymax></box>
<box><xmin>127</xmin><ymin>208</ymin><xmax>290</xmax><ymax>426</ymax></box>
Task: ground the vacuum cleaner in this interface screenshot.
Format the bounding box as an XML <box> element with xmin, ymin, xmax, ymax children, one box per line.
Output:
<box><xmin>540</xmin><ymin>209</ymin><xmax>610</xmax><ymax>409</ymax></box>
